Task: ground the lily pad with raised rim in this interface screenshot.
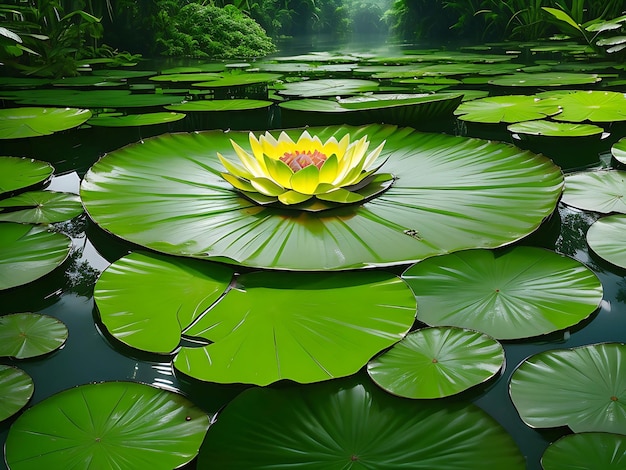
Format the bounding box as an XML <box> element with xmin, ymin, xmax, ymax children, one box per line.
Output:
<box><xmin>587</xmin><ymin>215</ymin><xmax>626</xmax><ymax>269</ymax></box>
<box><xmin>5</xmin><ymin>381</ymin><xmax>210</xmax><ymax>469</ymax></box>
<box><xmin>541</xmin><ymin>432</ymin><xmax>626</xmax><ymax>470</ymax></box>
<box><xmin>0</xmin><ymin>157</ymin><xmax>53</xmax><ymax>195</ymax></box>
<box><xmin>401</xmin><ymin>247</ymin><xmax>602</xmax><ymax>340</ymax></box>
<box><xmin>0</xmin><ymin>107</ymin><xmax>92</xmax><ymax>139</ymax></box>
<box><xmin>165</xmin><ymin>99</ymin><xmax>272</xmax><ymax>112</ymax></box>
<box><xmin>0</xmin><ymin>223</ymin><xmax>72</xmax><ymax>290</ymax></box>
<box><xmin>276</xmin><ymin>79</ymin><xmax>380</xmax><ymax>97</ymax></box>
<box><xmin>197</xmin><ymin>376</ymin><xmax>525</xmax><ymax>469</ymax></box>
<box><xmin>86</xmin><ymin>112</ymin><xmax>186</xmax><ymax>127</ymax></box>
<box><xmin>454</xmin><ymin>95</ymin><xmax>562</xmax><ymax>123</ymax></box>
<box><xmin>80</xmin><ymin>124</ymin><xmax>563</xmax><ymax>271</ymax></box>
<box><xmin>507</xmin><ymin>120</ymin><xmax>604</xmax><ymax>138</ymax></box>
<box><xmin>367</xmin><ymin>326</ymin><xmax>504</xmax><ymax>399</ymax></box>
<box><xmin>0</xmin><ymin>313</ymin><xmax>68</xmax><ymax>359</ymax></box>
<box><xmin>0</xmin><ymin>191</ymin><xmax>83</xmax><ymax>224</ymax></box>
<box><xmin>192</xmin><ymin>73</ymin><xmax>282</xmax><ymax>88</ymax></box>
<box><xmin>489</xmin><ymin>72</ymin><xmax>601</xmax><ymax>87</ymax></box>
<box><xmin>537</xmin><ymin>90</ymin><xmax>626</xmax><ymax>123</ymax></box>
<box><xmin>562</xmin><ymin>170</ymin><xmax>626</xmax><ymax>214</ymax></box>
<box><xmin>510</xmin><ymin>343</ymin><xmax>626</xmax><ymax>433</ymax></box>
<box><xmin>0</xmin><ymin>365</ymin><xmax>33</xmax><ymax>421</ymax></box>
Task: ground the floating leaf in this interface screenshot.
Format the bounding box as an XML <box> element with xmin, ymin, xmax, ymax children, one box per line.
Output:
<box><xmin>537</xmin><ymin>90</ymin><xmax>626</xmax><ymax>122</ymax></box>
<box><xmin>0</xmin><ymin>313</ymin><xmax>68</xmax><ymax>359</ymax></box>
<box><xmin>86</xmin><ymin>112</ymin><xmax>186</xmax><ymax>127</ymax></box>
<box><xmin>489</xmin><ymin>72</ymin><xmax>600</xmax><ymax>87</ymax></box>
<box><xmin>510</xmin><ymin>343</ymin><xmax>626</xmax><ymax>433</ymax></box>
<box><xmin>367</xmin><ymin>327</ymin><xmax>504</xmax><ymax>399</ymax></box>
<box><xmin>0</xmin><ymin>157</ymin><xmax>53</xmax><ymax>195</ymax></box>
<box><xmin>541</xmin><ymin>432</ymin><xmax>626</xmax><ymax>470</ymax></box>
<box><xmin>198</xmin><ymin>377</ymin><xmax>525</xmax><ymax>468</ymax></box>
<box><xmin>587</xmin><ymin>215</ymin><xmax>626</xmax><ymax>269</ymax></box>
<box><xmin>454</xmin><ymin>95</ymin><xmax>561</xmax><ymax>123</ymax></box>
<box><xmin>507</xmin><ymin>120</ymin><xmax>603</xmax><ymax>137</ymax></box>
<box><xmin>5</xmin><ymin>381</ymin><xmax>210</xmax><ymax>469</ymax></box>
<box><xmin>0</xmin><ymin>223</ymin><xmax>71</xmax><ymax>290</ymax></box>
<box><xmin>277</xmin><ymin>79</ymin><xmax>380</xmax><ymax>97</ymax></box>
<box><xmin>0</xmin><ymin>89</ymin><xmax>183</xmax><ymax>108</ymax></box>
<box><xmin>193</xmin><ymin>73</ymin><xmax>282</xmax><ymax>88</ymax></box>
<box><xmin>165</xmin><ymin>99</ymin><xmax>272</xmax><ymax>112</ymax></box>
<box><xmin>562</xmin><ymin>170</ymin><xmax>626</xmax><ymax>214</ymax></box>
<box><xmin>611</xmin><ymin>137</ymin><xmax>626</xmax><ymax>165</ymax></box>
<box><xmin>0</xmin><ymin>107</ymin><xmax>92</xmax><ymax>139</ymax></box>
<box><xmin>0</xmin><ymin>365</ymin><xmax>33</xmax><ymax>421</ymax></box>
<box><xmin>0</xmin><ymin>191</ymin><xmax>83</xmax><ymax>224</ymax></box>
<box><xmin>402</xmin><ymin>247</ymin><xmax>602</xmax><ymax>339</ymax></box>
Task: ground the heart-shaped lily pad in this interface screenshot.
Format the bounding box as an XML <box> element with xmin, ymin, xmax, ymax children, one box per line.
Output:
<box><xmin>0</xmin><ymin>313</ymin><xmax>68</xmax><ymax>359</ymax></box>
<box><xmin>402</xmin><ymin>247</ymin><xmax>602</xmax><ymax>339</ymax></box>
<box><xmin>5</xmin><ymin>381</ymin><xmax>210</xmax><ymax>469</ymax></box>
<box><xmin>454</xmin><ymin>95</ymin><xmax>562</xmax><ymax>123</ymax></box>
<box><xmin>562</xmin><ymin>170</ymin><xmax>626</xmax><ymax>214</ymax></box>
<box><xmin>541</xmin><ymin>432</ymin><xmax>626</xmax><ymax>470</ymax></box>
<box><xmin>0</xmin><ymin>190</ymin><xmax>84</xmax><ymax>224</ymax></box>
<box><xmin>0</xmin><ymin>107</ymin><xmax>92</xmax><ymax>138</ymax></box>
<box><xmin>0</xmin><ymin>223</ymin><xmax>72</xmax><ymax>290</ymax></box>
<box><xmin>537</xmin><ymin>90</ymin><xmax>626</xmax><ymax>123</ymax></box>
<box><xmin>510</xmin><ymin>343</ymin><xmax>626</xmax><ymax>433</ymax></box>
<box><xmin>587</xmin><ymin>215</ymin><xmax>626</xmax><ymax>269</ymax></box>
<box><xmin>367</xmin><ymin>326</ymin><xmax>504</xmax><ymax>399</ymax></box>
<box><xmin>198</xmin><ymin>377</ymin><xmax>525</xmax><ymax>468</ymax></box>
<box><xmin>0</xmin><ymin>365</ymin><xmax>34</xmax><ymax>421</ymax></box>
<box><xmin>0</xmin><ymin>157</ymin><xmax>53</xmax><ymax>195</ymax></box>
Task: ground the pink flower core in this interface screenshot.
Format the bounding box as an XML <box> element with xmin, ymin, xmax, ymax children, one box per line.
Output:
<box><xmin>280</xmin><ymin>150</ymin><xmax>327</xmax><ymax>172</ymax></box>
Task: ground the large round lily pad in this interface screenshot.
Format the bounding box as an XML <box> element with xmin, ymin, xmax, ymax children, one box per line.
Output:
<box><xmin>86</xmin><ymin>112</ymin><xmax>186</xmax><ymax>127</ymax></box>
<box><xmin>562</xmin><ymin>170</ymin><xmax>626</xmax><ymax>214</ymax></box>
<box><xmin>0</xmin><ymin>313</ymin><xmax>68</xmax><ymax>359</ymax></box>
<box><xmin>0</xmin><ymin>191</ymin><xmax>83</xmax><ymax>224</ymax></box>
<box><xmin>277</xmin><ymin>79</ymin><xmax>380</xmax><ymax>97</ymax></box>
<box><xmin>80</xmin><ymin>124</ymin><xmax>563</xmax><ymax>271</ymax></box>
<box><xmin>165</xmin><ymin>99</ymin><xmax>272</xmax><ymax>112</ymax></box>
<box><xmin>0</xmin><ymin>222</ymin><xmax>72</xmax><ymax>290</ymax></box>
<box><xmin>198</xmin><ymin>377</ymin><xmax>525</xmax><ymax>468</ymax></box>
<box><xmin>0</xmin><ymin>365</ymin><xmax>34</xmax><ymax>421</ymax></box>
<box><xmin>509</xmin><ymin>343</ymin><xmax>626</xmax><ymax>433</ymax></box>
<box><xmin>489</xmin><ymin>72</ymin><xmax>601</xmax><ymax>87</ymax></box>
<box><xmin>367</xmin><ymin>326</ymin><xmax>504</xmax><ymax>399</ymax></box>
<box><xmin>0</xmin><ymin>107</ymin><xmax>92</xmax><ymax>138</ymax></box>
<box><xmin>95</xmin><ymin>251</ymin><xmax>417</xmax><ymax>385</ymax></box>
<box><xmin>402</xmin><ymin>247</ymin><xmax>602</xmax><ymax>339</ymax></box>
<box><xmin>508</xmin><ymin>120</ymin><xmax>604</xmax><ymax>138</ymax></box>
<box><xmin>0</xmin><ymin>157</ymin><xmax>53</xmax><ymax>195</ymax></box>
<box><xmin>587</xmin><ymin>215</ymin><xmax>626</xmax><ymax>269</ymax></box>
<box><xmin>538</xmin><ymin>90</ymin><xmax>626</xmax><ymax>123</ymax></box>
<box><xmin>541</xmin><ymin>432</ymin><xmax>626</xmax><ymax>470</ymax></box>
<box><xmin>5</xmin><ymin>381</ymin><xmax>210</xmax><ymax>469</ymax></box>
<box><xmin>454</xmin><ymin>95</ymin><xmax>562</xmax><ymax>123</ymax></box>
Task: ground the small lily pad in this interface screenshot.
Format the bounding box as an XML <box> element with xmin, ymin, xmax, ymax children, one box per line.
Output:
<box><xmin>562</xmin><ymin>170</ymin><xmax>626</xmax><ymax>214</ymax></box>
<box><xmin>611</xmin><ymin>137</ymin><xmax>626</xmax><ymax>165</ymax></box>
<box><xmin>0</xmin><ymin>222</ymin><xmax>72</xmax><ymax>290</ymax></box>
<box><xmin>0</xmin><ymin>190</ymin><xmax>84</xmax><ymax>223</ymax></box>
<box><xmin>510</xmin><ymin>343</ymin><xmax>626</xmax><ymax>433</ymax></box>
<box><xmin>193</xmin><ymin>73</ymin><xmax>282</xmax><ymax>88</ymax></box>
<box><xmin>0</xmin><ymin>365</ymin><xmax>33</xmax><ymax>421</ymax></box>
<box><xmin>86</xmin><ymin>112</ymin><xmax>186</xmax><ymax>127</ymax></box>
<box><xmin>507</xmin><ymin>120</ymin><xmax>604</xmax><ymax>137</ymax></box>
<box><xmin>587</xmin><ymin>215</ymin><xmax>626</xmax><ymax>269</ymax></box>
<box><xmin>454</xmin><ymin>95</ymin><xmax>562</xmax><ymax>123</ymax></box>
<box><xmin>149</xmin><ymin>72</ymin><xmax>222</xmax><ymax>82</ymax></box>
<box><xmin>0</xmin><ymin>107</ymin><xmax>92</xmax><ymax>139</ymax></box>
<box><xmin>165</xmin><ymin>99</ymin><xmax>272</xmax><ymax>112</ymax></box>
<box><xmin>489</xmin><ymin>72</ymin><xmax>601</xmax><ymax>87</ymax></box>
<box><xmin>402</xmin><ymin>247</ymin><xmax>602</xmax><ymax>340</ymax></box>
<box><xmin>0</xmin><ymin>157</ymin><xmax>53</xmax><ymax>195</ymax></box>
<box><xmin>367</xmin><ymin>326</ymin><xmax>504</xmax><ymax>399</ymax></box>
<box><xmin>5</xmin><ymin>381</ymin><xmax>210</xmax><ymax>469</ymax></box>
<box><xmin>541</xmin><ymin>432</ymin><xmax>626</xmax><ymax>470</ymax></box>
<box><xmin>0</xmin><ymin>313</ymin><xmax>68</xmax><ymax>359</ymax></box>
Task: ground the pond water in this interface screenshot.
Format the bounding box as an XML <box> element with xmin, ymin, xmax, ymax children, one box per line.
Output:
<box><xmin>2</xmin><ymin>38</ymin><xmax>626</xmax><ymax>469</ymax></box>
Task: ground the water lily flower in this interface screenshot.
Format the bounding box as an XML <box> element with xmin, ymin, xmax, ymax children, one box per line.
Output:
<box><xmin>218</xmin><ymin>130</ymin><xmax>387</xmax><ymax>205</ymax></box>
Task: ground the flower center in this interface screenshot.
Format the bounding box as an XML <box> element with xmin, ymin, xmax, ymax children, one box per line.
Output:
<box><xmin>280</xmin><ymin>150</ymin><xmax>327</xmax><ymax>172</ymax></box>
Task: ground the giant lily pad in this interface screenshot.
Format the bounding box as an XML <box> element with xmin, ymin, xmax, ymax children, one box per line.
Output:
<box><xmin>509</xmin><ymin>343</ymin><xmax>626</xmax><ymax>433</ymax></box>
<box><xmin>0</xmin><ymin>89</ymin><xmax>183</xmax><ymax>108</ymax></box>
<box><xmin>198</xmin><ymin>377</ymin><xmax>525</xmax><ymax>468</ymax></box>
<box><xmin>541</xmin><ymin>432</ymin><xmax>626</xmax><ymax>470</ymax></box>
<box><xmin>80</xmin><ymin>124</ymin><xmax>563</xmax><ymax>271</ymax></box>
<box><xmin>277</xmin><ymin>79</ymin><xmax>380</xmax><ymax>97</ymax></box>
<box><xmin>587</xmin><ymin>215</ymin><xmax>626</xmax><ymax>269</ymax></box>
<box><xmin>5</xmin><ymin>381</ymin><xmax>210</xmax><ymax>469</ymax></box>
<box><xmin>367</xmin><ymin>326</ymin><xmax>504</xmax><ymax>399</ymax></box>
<box><xmin>402</xmin><ymin>247</ymin><xmax>602</xmax><ymax>339</ymax></box>
<box><xmin>562</xmin><ymin>171</ymin><xmax>626</xmax><ymax>214</ymax></box>
<box><xmin>0</xmin><ymin>157</ymin><xmax>53</xmax><ymax>195</ymax></box>
<box><xmin>454</xmin><ymin>95</ymin><xmax>562</xmax><ymax>123</ymax></box>
<box><xmin>537</xmin><ymin>90</ymin><xmax>626</xmax><ymax>122</ymax></box>
<box><xmin>86</xmin><ymin>112</ymin><xmax>186</xmax><ymax>127</ymax></box>
<box><xmin>165</xmin><ymin>99</ymin><xmax>272</xmax><ymax>112</ymax></box>
<box><xmin>0</xmin><ymin>107</ymin><xmax>92</xmax><ymax>139</ymax></box>
<box><xmin>507</xmin><ymin>120</ymin><xmax>604</xmax><ymax>138</ymax></box>
<box><xmin>0</xmin><ymin>365</ymin><xmax>33</xmax><ymax>421</ymax></box>
<box><xmin>0</xmin><ymin>313</ymin><xmax>68</xmax><ymax>359</ymax></box>
<box><xmin>0</xmin><ymin>191</ymin><xmax>83</xmax><ymax>224</ymax></box>
<box><xmin>489</xmin><ymin>72</ymin><xmax>601</xmax><ymax>87</ymax></box>
<box><xmin>0</xmin><ymin>223</ymin><xmax>72</xmax><ymax>290</ymax></box>
<box><xmin>193</xmin><ymin>73</ymin><xmax>282</xmax><ymax>88</ymax></box>
<box><xmin>95</xmin><ymin>251</ymin><xmax>417</xmax><ymax>385</ymax></box>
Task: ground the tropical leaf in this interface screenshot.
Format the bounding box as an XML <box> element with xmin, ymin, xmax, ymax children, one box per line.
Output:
<box><xmin>0</xmin><ymin>365</ymin><xmax>33</xmax><ymax>421</ymax></box>
<box><xmin>367</xmin><ymin>327</ymin><xmax>504</xmax><ymax>399</ymax></box>
<box><xmin>5</xmin><ymin>381</ymin><xmax>210</xmax><ymax>469</ymax></box>
<box><xmin>0</xmin><ymin>191</ymin><xmax>83</xmax><ymax>224</ymax></box>
<box><xmin>562</xmin><ymin>171</ymin><xmax>626</xmax><ymax>214</ymax></box>
<box><xmin>510</xmin><ymin>343</ymin><xmax>626</xmax><ymax>433</ymax></box>
<box><xmin>541</xmin><ymin>432</ymin><xmax>626</xmax><ymax>470</ymax></box>
<box><xmin>0</xmin><ymin>107</ymin><xmax>92</xmax><ymax>139</ymax></box>
<box><xmin>80</xmin><ymin>125</ymin><xmax>563</xmax><ymax>271</ymax></box>
<box><xmin>402</xmin><ymin>247</ymin><xmax>602</xmax><ymax>340</ymax></box>
<box><xmin>454</xmin><ymin>95</ymin><xmax>562</xmax><ymax>123</ymax></box>
<box><xmin>0</xmin><ymin>157</ymin><xmax>53</xmax><ymax>195</ymax></box>
<box><xmin>0</xmin><ymin>223</ymin><xmax>71</xmax><ymax>290</ymax></box>
<box><xmin>197</xmin><ymin>377</ymin><xmax>525</xmax><ymax>468</ymax></box>
<box><xmin>0</xmin><ymin>313</ymin><xmax>68</xmax><ymax>359</ymax></box>
<box><xmin>86</xmin><ymin>112</ymin><xmax>186</xmax><ymax>127</ymax></box>
<box><xmin>586</xmin><ymin>215</ymin><xmax>626</xmax><ymax>269</ymax></box>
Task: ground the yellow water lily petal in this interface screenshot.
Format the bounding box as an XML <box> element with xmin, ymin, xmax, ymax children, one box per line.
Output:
<box><xmin>295</xmin><ymin>130</ymin><xmax>324</xmax><ymax>153</ymax></box>
<box><xmin>334</xmin><ymin>137</ymin><xmax>369</xmax><ymax>185</ymax></box>
<box><xmin>220</xmin><ymin>173</ymin><xmax>256</xmax><ymax>192</ymax></box>
<box><xmin>312</xmin><ymin>183</ymin><xmax>336</xmax><ymax>195</ymax></box>
<box><xmin>318</xmin><ymin>154</ymin><xmax>339</xmax><ymax>184</ymax></box>
<box><xmin>263</xmin><ymin>155</ymin><xmax>294</xmax><ymax>189</ymax></box>
<box><xmin>217</xmin><ymin>152</ymin><xmax>253</xmax><ymax>180</ymax></box>
<box><xmin>317</xmin><ymin>188</ymin><xmax>365</xmax><ymax>204</ymax></box>
<box><xmin>261</xmin><ymin>132</ymin><xmax>294</xmax><ymax>160</ymax></box>
<box><xmin>362</xmin><ymin>141</ymin><xmax>386</xmax><ymax>171</ymax></box>
<box><xmin>231</xmin><ymin>140</ymin><xmax>265</xmax><ymax>177</ymax></box>
<box><xmin>250</xmin><ymin>177</ymin><xmax>286</xmax><ymax>197</ymax></box>
<box><xmin>322</xmin><ymin>135</ymin><xmax>349</xmax><ymax>160</ymax></box>
<box><xmin>248</xmin><ymin>132</ymin><xmax>268</xmax><ymax>169</ymax></box>
<box><xmin>278</xmin><ymin>190</ymin><xmax>312</xmax><ymax>205</ymax></box>
<box><xmin>290</xmin><ymin>164</ymin><xmax>321</xmax><ymax>195</ymax></box>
